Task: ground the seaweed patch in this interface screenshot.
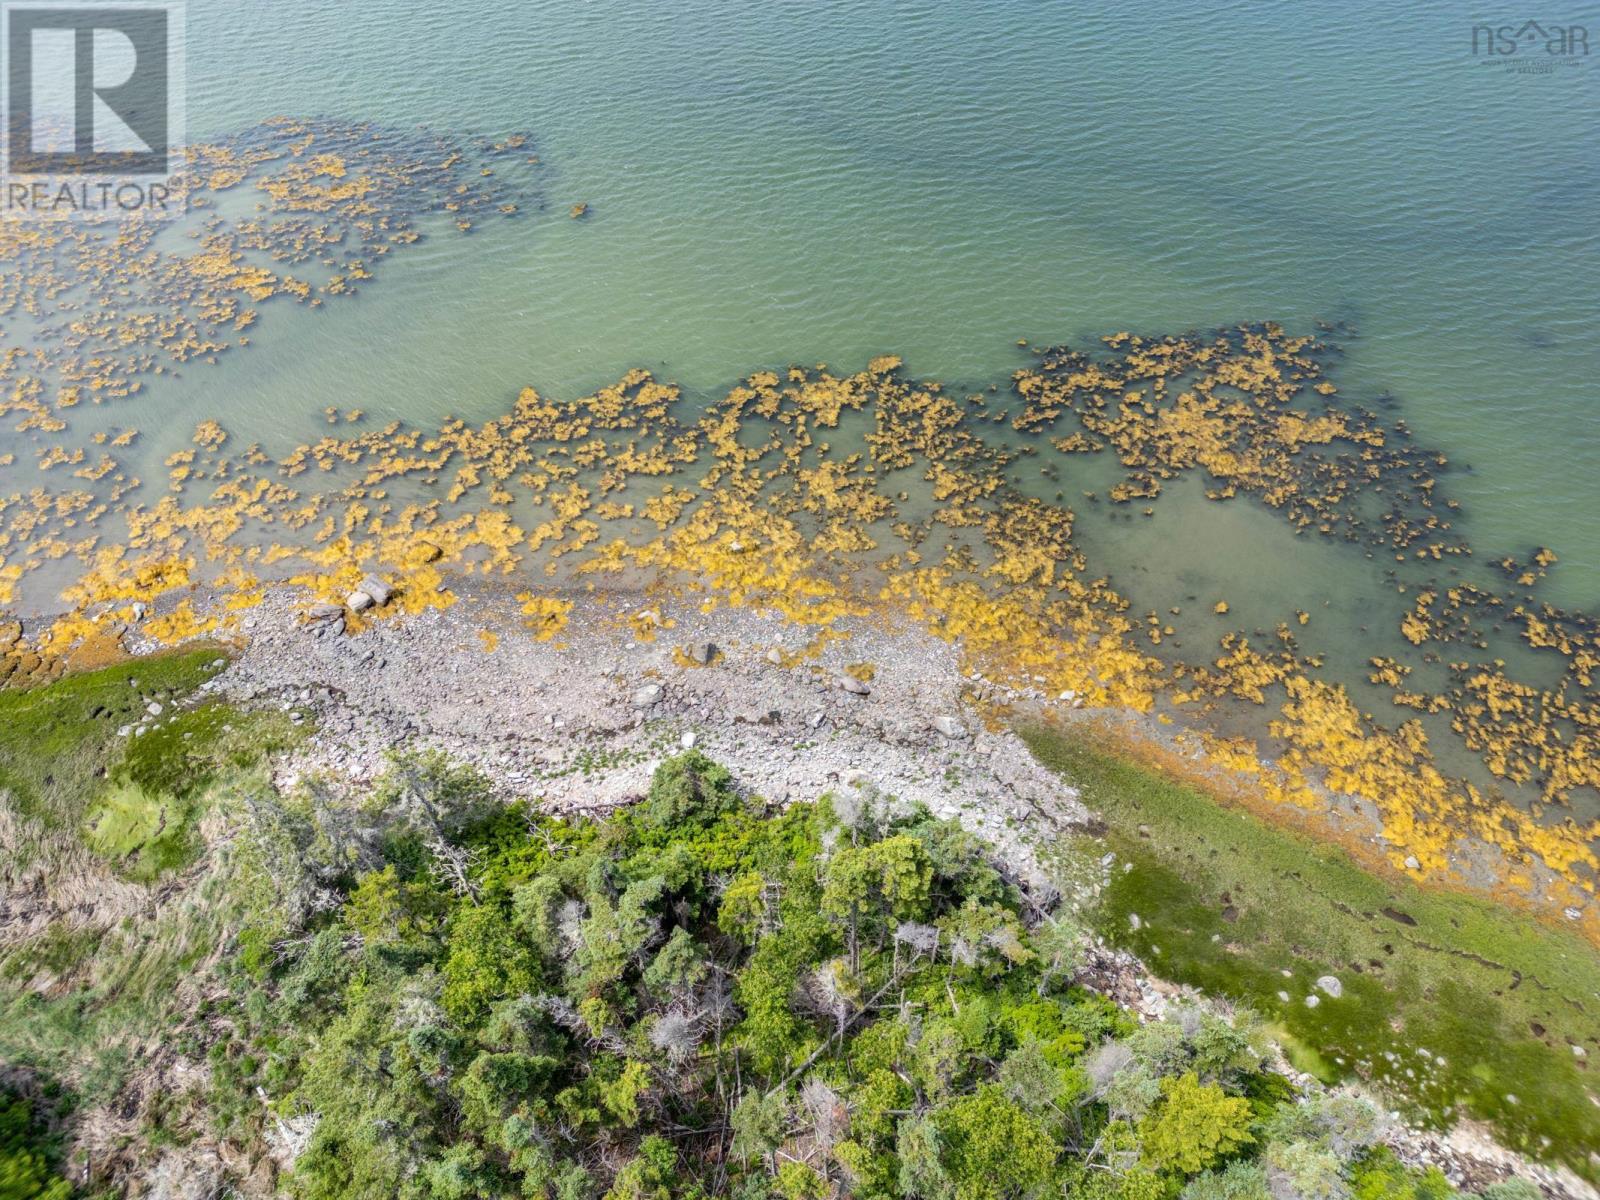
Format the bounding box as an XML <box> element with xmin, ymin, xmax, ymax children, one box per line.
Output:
<box><xmin>1</xmin><ymin>190</ymin><xmax>1597</xmax><ymax>923</ymax></box>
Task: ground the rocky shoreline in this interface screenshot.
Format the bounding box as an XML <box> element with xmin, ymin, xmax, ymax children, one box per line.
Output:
<box><xmin>94</xmin><ymin>576</ymin><xmax>1589</xmax><ymax>1199</ymax></box>
<box><xmin>184</xmin><ymin>580</ymin><xmax>1093</xmax><ymax>886</ymax></box>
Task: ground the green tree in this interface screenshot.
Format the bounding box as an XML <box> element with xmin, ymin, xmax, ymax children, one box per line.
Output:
<box><xmin>1181</xmin><ymin>1162</ymin><xmax>1272</xmax><ymax>1200</ymax></box>
<box><xmin>939</xmin><ymin>898</ymin><xmax>1034</xmax><ymax>976</ymax></box>
<box><xmin>774</xmin><ymin>1161</ymin><xmax>827</xmax><ymax>1200</ymax></box>
<box><xmin>599</xmin><ymin>1060</ymin><xmax>653</xmax><ymax>1128</ymax></box>
<box><xmin>998</xmin><ymin>1039</ymin><xmax>1071</xmax><ymax>1114</ymax></box>
<box><xmin>0</xmin><ymin>1091</ymin><xmax>70</xmax><ymax>1200</ymax></box>
<box><xmin>603</xmin><ymin>1135</ymin><xmax>677</xmax><ymax>1200</ymax></box>
<box><xmin>511</xmin><ymin>873</ymin><xmax>567</xmax><ymax>957</ymax></box>
<box><xmin>573</xmin><ymin>876</ymin><xmax>666</xmax><ymax>1001</ymax></box>
<box><xmin>933</xmin><ymin>1085</ymin><xmax>1061</xmax><ymax>1200</ymax></box>
<box><xmin>730</xmin><ymin>1089</ymin><xmax>788</xmax><ymax>1169</ymax></box>
<box><xmin>639</xmin><ymin>751</ymin><xmax>737</xmax><ymax>831</ymax></box>
<box><xmin>291</xmin><ymin>974</ymin><xmax>447</xmax><ymax>1200</ymax></box>
<box><xmin>346</xmin><ymin>864</ymin><xmax>443</xmax><ymax>948</ymax></box>
<box><xmin>419</xmin><ymin>1144</ymin><xmax>498</xmax><ymax>1199</ymax></box>
<box><xmin>456</xmin><ymin>1051</ymin><xmax>558</xmax><ymax>1131</ymax></box>
<box><xmin>821</xmin><ymin>834</ymin><xmax>931</xmax><ymax>968</ymax></box>
<box><xmin>1348</xmin><ymin>1148</ymin><xmax>1457</xmax><ymax>1200</ymax></box>
<box><xmin>1263</xmin><ymin>1141</ymin><xmax>1347</xmax><ymax>1200</ymax></box>
<box><xmin>440</xmin><ymin>898</ymin><xmax>539</xmax><ymax>1023</ymax></box>
<box><xmin>719</xmin><ymin>871</ymin><xmax>768</xmax><ymax>943</ymax></box>
<box><xmin>896</xmin><ymin>1114</ymin><xmax>955</xmax><ymax>1200</ymax></box>
<box><xmin>643</xmin><ymin>926</ymin><xmax>708</xmax><ymax>996</ymax></box>
<box><xmin>1139</xmin><ymin>1073</ymin><xmax>1254</xmax><ymax>1176</ymax></box>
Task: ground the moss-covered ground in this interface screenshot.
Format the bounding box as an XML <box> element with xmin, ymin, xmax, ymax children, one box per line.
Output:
<box><xmin>0</xmin><ymin>646</ymin><xmax>225</xmax><ymax>823</ymax></box>
<box><xmin>1021</xmin><ymin>723</ymin><xmax>1600</xmax><ymax>1178</ymax></box>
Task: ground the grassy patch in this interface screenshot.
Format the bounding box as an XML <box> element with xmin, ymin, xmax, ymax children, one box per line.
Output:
<box><xmin>1020</xmin><ymin>722</ymin><xmax>1600</xmax><ymax>1178</ymax></box>
<box><xmin>0</xmin><ymin>645</ymin><xmax>228</xmax><ymax>828</ymax></box>
<box><xmin>0</xmin><ymin>649</ymin><xmax>305</xmax><ymax>1102</ymax></box>
<box><xmin>82</xmin><ymin>780</ymin><xmax>201</xmax><ymax>881</ymax></box>
<box><xmin>0</xmin><ymin>645</ymin><xmax>300</xmax><ymax>879</ymax></box>
<box><xmin>120</xmin><ymin>697</ymin><xmax>294</xmax><ymax>800</ymax></box>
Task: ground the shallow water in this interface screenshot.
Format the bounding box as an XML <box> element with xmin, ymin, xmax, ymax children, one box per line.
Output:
<box><xmin>146</xmin><ymin>0</ymin><xmax>1593</xmax><ymax>596</ymax></box>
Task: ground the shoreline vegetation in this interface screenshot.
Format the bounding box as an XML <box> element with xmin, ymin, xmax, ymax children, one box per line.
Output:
<box><xmin>1020</xmin><ymin>723</ymin><xmax>1600</xmax><ymax>1175</ymax></box>
<box><xmin>1</xmin><ymin>584</ymin><xmax>1598</xmax><ymax>1196</ymax></box>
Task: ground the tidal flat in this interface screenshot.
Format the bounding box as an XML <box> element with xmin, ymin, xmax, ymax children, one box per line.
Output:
<box><xmin>2</xmin><ymin>117</ymin><xmax>1596</xmax><ymax>934</ymax></box>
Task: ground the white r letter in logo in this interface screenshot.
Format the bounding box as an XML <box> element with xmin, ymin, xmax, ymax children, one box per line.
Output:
<box><xmin>91</xmin><ymin>27</ymin><xmax>150</xmax><ymax>152</ymax></box>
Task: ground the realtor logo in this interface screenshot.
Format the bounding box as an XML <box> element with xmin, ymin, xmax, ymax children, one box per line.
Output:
<box><xmin>1</xmin><ymin>0</ymin><xmax>184</xmax><ymax>217</ymax></box>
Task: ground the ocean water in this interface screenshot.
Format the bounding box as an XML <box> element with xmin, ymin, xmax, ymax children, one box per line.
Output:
<box><xmin>144</xmin><ymin>0</ymin><xmax>1597</xmax><ymax>595</ymax></box>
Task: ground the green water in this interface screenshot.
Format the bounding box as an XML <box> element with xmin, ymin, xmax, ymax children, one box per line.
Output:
<box><xmin>138</xmin><ymin>0</ymin><xmax>1595</xmax><ymax>588</ymax></box>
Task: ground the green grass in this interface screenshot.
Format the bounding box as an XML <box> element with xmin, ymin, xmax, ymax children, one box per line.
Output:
<box><xmin>1020</xmin><ymin>723</ymin><xmax>1600</xmax><ymax>1179</ymax></box>
<box><xmin>0</xmin><ymin>644</ymin><xmax>301</xmax><ymax>878</ymax></box>
<box><xmin>0</xmin><ymin>645</ymin><xmax>229</xmax><ymax>829</ymax></box>
<box><xmin>0</xmin><ymin>649</ymin><xmax>306</xmax><ymax>1106</ymax></box>
<box><xmin>82</xmin><ymin>780</ymin><xmax>202</xmax><ymax>881</ymax></box>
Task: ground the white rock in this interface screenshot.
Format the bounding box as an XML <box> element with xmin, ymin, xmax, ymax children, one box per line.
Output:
<box><xmin>1404</xmin><ymin>855</ymin><xmax>1421</xmax><ymax>871</ymax></box>
<box><xmin>346</xmin><ymin>590</ymin><xmax>375</xmax><ymax>612</ymax></box>
<box><xmin>360</xmin><ymin>575</ymin><xmax>395</xmax><ymax>605</ymax></box>
<box><xmin>1128</xmin><ymin>913</ymin><xmax>1141</xmax><ymax>931</ymax></box>
<box><xmin>631</xmin><ymin>684</ymin><xmax>662</xmax><ymax>707</ymax></box>
<box><xmin>837</xmin><ymin>675</ymin><xmax>870</xmax><ymax>696</ymax></box>
<box><xmin>146</xmin><ymin>701</ymin><xmax>163</xmax><ymax>716</ymax></box>
<box><xmin>1277</xmin><ymin>991</ymin><xmax>1291</xmax><ymax>1003</ymax></box>
<box><xmin>1315</xmin><ymin>975</ymin><xmax>1343</xmax><ymax>999</ymax></box>
<box><xmin>931</xmin><ymin>714</ymin><xmax>966</xmax><ymax>739</ymax></box>
<box><xmin>1305</xmin><ymin>994</ymin><xmax>1321</xmax><ymax>1009</ymax></box>
<box><xmin>680</xmin><ymin>731</ymin><xmax>697</xmax><ymax>749</ymax></box>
